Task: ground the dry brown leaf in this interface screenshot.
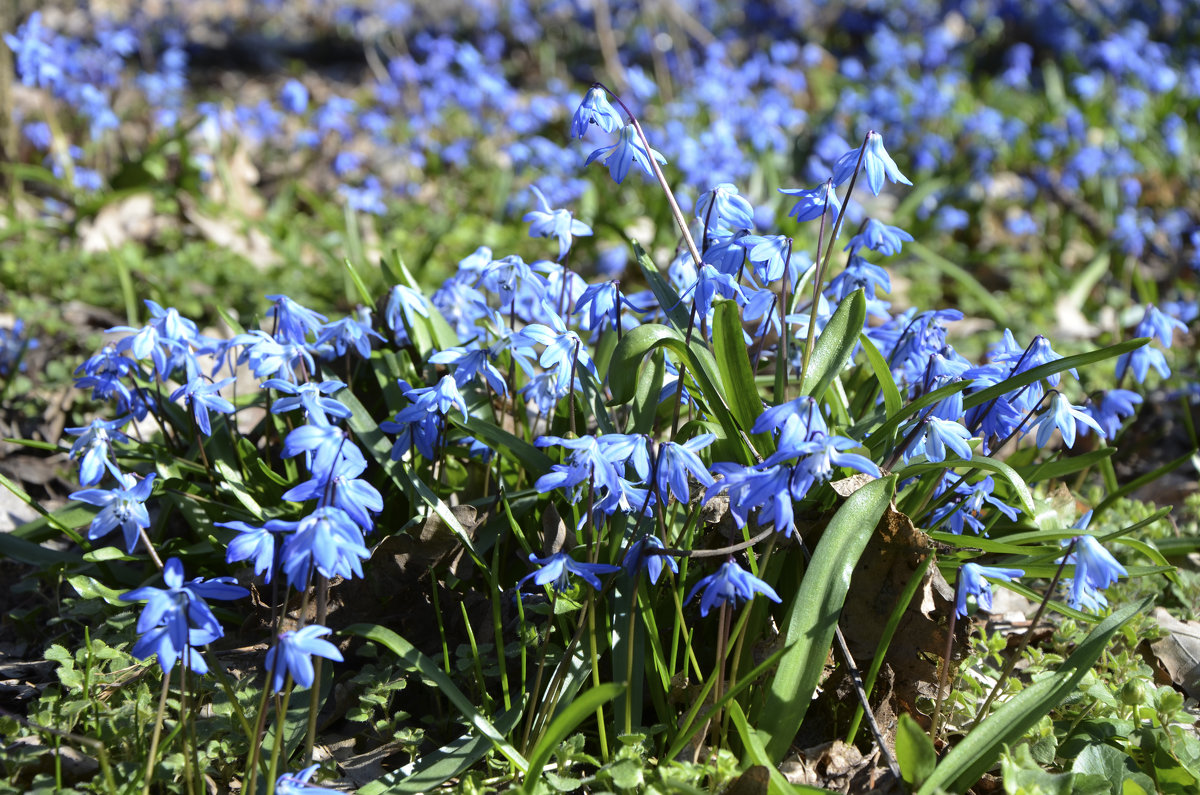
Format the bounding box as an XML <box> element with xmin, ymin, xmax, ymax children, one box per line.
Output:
<box><xmin>1149</xmin><ymin>607</ymin><xmax>1200</xmax><ymax>700</ymax></box>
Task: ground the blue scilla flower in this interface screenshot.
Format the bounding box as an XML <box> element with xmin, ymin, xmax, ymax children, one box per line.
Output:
<box><xmin>384</xmin><ymin>284</ymin><xmax>430</xmax><ymax>345</ymax></box>
<box><xmin>779</xmin><ymin>179</ymin><xmax>842</xmax><ymax>224</ymax></box>
<box><xmin>695</xmin><ymin>183</ymin><xmax>755</xmax><ymax>236</ymax></box>
<box><xmin>263</xmin><ymin>379</ymin><xmax>352</xmax><ymax>426</ymax></box>
<box><xmin>574</xmin><ymin>281</ymin><xmax>629</xmax><ymax>335</ymax></box>
<box><xmin>755</xmin><ymin>395</ymin><xmax>828</xmax><ymax>462</ymax></box>
<box><xmin>1031</xmin><ymin>392</ymin><xmax>1104</xmax><ymax>449</ymax></box>
<box><xmin>655</xmin><ymin>434</ymin><xmax>717</xmax><ymax>504</ymax></box>
<box><xmin>1067</xmin><ymin>534</ymin><xmax>1127</xmax><ymax>613</ymax></box>
<box><xmin>1084</xmin><ymin>389</ymin><xmax>1142</xmax><ymax>440</ymax></box>
<box><xmin>900</xmin><ymin>417</ymin><xmax>974</xmax><ymax>464</ymax></box>
<box><xmin>931</xmin><ymin>476</ymin><xmax>1020</xmax><ymax>536</ymax></box>
<box><xmin>623</xmin><ymin>536</ymin><xmax>678</xmax><ymax>585</ymax></box>
<box><xmin>687</xmin><ymin>560</ymin><xmax>781</xmax><ymax>617</ymax></box>
<box><xmin>265</xmin><ymin>624</ymin><xmax>343</xmax><ymax>692</ymax></box>
<box><xmin>429</xmin><ymin>345</ymin><xmax>508</xmax><ymax>396</ymax></box>
<box><xmin>280</xmin><ymin>79</ymin><xmax>309</xmax><ymax>114</ymax></box>
<box><xmin>535</xmin><ymin>435</ymin><xmax>623</xmax><ymax>501</ymax></box>
<box><xmin>826</xmin><ymin>256</ymin><xmax>891</xmax><ymax>319</ymax></box>
<box><xmin>170</xmin><ymin>377</ymin><xmax>236</xmax><ymax>436</ymax></box>
<box><xmin>74</xmin><ymin>343</ymin><xmax>140</xmax><ymax>404</ymax></box>
<box><xmin>283</xmin><ymin>453</ymin><xmax>383</xmax><ymax>531</ymax></box>
<box><xmin>790</xmin><ymin>435</ymin><xmax>881</xmax><ymax>499</ymax></box>
<box><xmin>684</xmin><ymin>264</ymin><xmax>746</xmax><ymax>321</ymax></box>
<box><xmin>276</xmin><ymin>764</ymin><xmax>338</xmax><ymax>795</ymax></box>
<box><xmin>584</xmin><ymin>123</ymin><xmax>668</xmax><ymax>184</ymax></box>
<box><xmin>218</xmin><ymin>520</ymin><xmax>276</xmax><ymax>583</ymax></box>
<box><xmin>66</xmin><ymin>417</ymin><xmax>129</xmax><ymax>486</ymax></box>
<box><xmin>702</xmin><ymin>230</ymin><xmax>750</xmax><ymax>275</ymax></box>
<box><xmin>707</xmin><ymin>463</ymin><xmax>794</xmax><ymax>535</ymax></box>
<box><xmin>121</xmin><ymin>557</ymin><xmax>248</xmax><ymax>674</ymax></box>
<box><xmin>524</xmin><ymin>185</ymin><xmax>593</xmax><ymax>261</ymax></box>
<box><xmin>738</xmin><ymin>234</ymin><xmax>792</xmax><ymax>284</ymax></box>
<box><xmin>314</xmin><ymin>312</ymin><xmax>384</xmax><ymax>360</ymax></box>
<box><xmin>519</xmin><ymin>552</ymin><xmax>620</xmax><ymax>593</ymax></box>
<box><xmin>832</xmin><ymin>131</ymin><xmax>911</xmax><ymax>196</ymax></box>
<box><xmin>511</xmin><ymin>310</ymin><xmax>594</xmax><ymax>387</ymax></box>
<box><xmin>570</xmin><ymin>86</ymin><xmax>623</xmax><ymax>138</ymax></box>
<box><xmin>477</xmin><ymin>255</ymin><xmax>546</xmax><ymax>309</ymax></box>
<box><xmin>266</xmin><ymin>295</ymin><xmax>327</xmax><ymax>345</ymax></box>
<box><xmin>233</xmin><ymin>330</ymin><xmax>315</xmax><ymax>382</ymax></box>
<box><xmin>271</xmin><ymin>507</ymin><xmax>370</xmax><ymax>588</ymax></box>
<box><xmin>956</xmin><ymin>563</ymin><xmax>1023</xmax><ymax>618</ymax></box>
<box><xmin>1114</xmin><ymin>343</ymin><xmax>1170</xmax><ymax>384</ymax></box>
<box><xmin>70</xmin><ymin>473</ymin><xmax>156</xmax><ymax>554</ymax></box>
<box><xmin>845</xmin><ymin>218</ymin><xmax>914</xmax><ymax>257</ymax></box>
<box><xmin>283</xmin><ymin>423</ymin><xmax>366</xmax><ymax>476</ymax></box>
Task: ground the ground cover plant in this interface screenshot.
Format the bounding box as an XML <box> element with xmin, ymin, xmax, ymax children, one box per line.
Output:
<box><xmin>1</xmin><ymin>2</ymin><xmax>1199</xmax><ymax>793</ymax></box>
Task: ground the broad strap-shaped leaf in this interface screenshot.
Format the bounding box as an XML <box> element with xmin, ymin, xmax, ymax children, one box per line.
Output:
<box><xmin>712</xmin><ymin>298</ymin><xmax>765</xmax><ymax>436</ymax></box>
<box><xmin>800</xmin><ymin>289</ymin><xmax>866</xmax><ymax>403</ymax></box>
<box><xmin>760</xmin><ymin>475</ymin><xmax>897</xmax><ymax>762</ymax></box>
<box><xmin>897</xmin><ymin>455</ymin><xmax>1035</xmax><ymax>518</ymax></box>
<box><xmin>917</xmin><ymin>597</ymin><xmax>1151</xmax><ymax>794</ymax></box>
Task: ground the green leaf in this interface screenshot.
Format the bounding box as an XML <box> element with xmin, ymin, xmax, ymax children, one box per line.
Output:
<box><xmin>895</xmin><ymin>713</ymin><xmax>936</xmax><ymax>788</ymax></box>
<box><xmin>522</xmin><ymin>684</ymin><xmax>624</xmax><ymax>794</ymax></box>
<box><xmin>760</xmin><ymin>475</ymin><xmax>897</xmax><ymax>762</ymax></box>
<box><xmin>633</xmin><ymin>241</ymin><xmax>691</xmax><ymax>331</ymax></box>
<box><xmin>606</xmin><ymin>323</ymin><xmax>754</xmax><ymax>463</ymax></box>
<box><xmin>66</xmin><ymin>575</ymin><xmax>127</xmax><ymax>606</ymax></box>
<box><xmin>0</xmin><ymin>532</ymin><xmax>78</xmax><ymax>567</ymax></box>
<box><xmin>800</xmin><ymin>289</ymin><xmax>866</xmax><ymax>403</ymax></box>
<box><xmin>859</xmin><ymin>380</ymin><xmax>971</xmax><ymax>454</ymax></box>
<box><xmin>358</xmin><ymin>707</ymin><xmax>524</xmax><ymax>795</ymax></box>
<box><xmin>857</xmin><ymin>333</ymin><xmax>902</xmax><ymax>418</ymax></box>
<box><xmin>631</xmin><ymin>349</ymin><xmax>666</xmax><ymax>434</ymax></box>
<box><xmin>712</xmin><ymin>299</ymin><xmax>764</xmax><ymax>435</ymax></box>
<box><xmin>1017</xmin><ymin>447</ymin><xmax>1117</xmax><ymax>484</ymax></box>
<box><xmin>455</xmin><ymin>414</ymin><xmax>552</xmax><ymax>477</ymax></box>
<box><xmin>344</xmin><ymin>623</ymin><xmax>528</xmax><ymax>774</ymax></box>
<box><xmin>916</xmin><ymin>596</ymin><xmax>1152</xmax><ymax>794</ymax></box>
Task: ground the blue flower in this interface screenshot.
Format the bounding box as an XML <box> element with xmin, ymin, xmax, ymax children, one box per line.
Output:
<box><xmin>66</xmin><ymin>417</ymin><xmax>129</xmax><ymax>486</ymax></box>
<box><xmin>269</xmin><ymin>507</ymin><xmax>371</xmax><ymax>588</ymax></box>
<box><xmin>930</xmin><ymin>476</ymin><xmax>1020</xmax><ymax>536</ymax></box>
<box><xmin>687</xmin><ymin>560</ymin><xmax>781</xmax><ymax>617</ymax></box>
<box><xmin>584</xmin><ymin>124</ymin><xmax>668</xmax><ymax>184</ymax></box>
<box><xmin>69</xmin><ymin>473</ymin><xmax>156</xmax><ymax>554</ymax></box>
<box><xmin>739</xmin><ymin>234</ymin><xmax>793</xmax><ymax>284</ymax></box>
<box><xmin>282</xmin><ymin>453</ymin><xmax>383</xmax><ymax>531</ymax></box>
<box><xmin>1031</xmin><ymin>392</ymin><xmax>1104</xmax><ymax>449</ymax></box>
<box><xmin>266</xmin><ymin>295</ymin><xmax>327</xmax><ymax>345</ymax></box>
<box><xmin>832</xmin><ymin>131</ymin><xmax>912</xmax><ymax>196</ymax></box>
<box><xmin>121</xmin><ymin>557</ymin><xmax>248</xmax><ymax>674</ymax></box>
<box><xmin>283</xmin><ymin>423</ymin><xmax>365</xmax><ymax>476</ymax></box>
<box><xmin>263</xmin><ymin>379</ymin><xmax>351</xmax><ymax>426</ymax></box>
<box><xmin>844</xmin><ymin>218</ymin><xmax>914</xmax><ymax>257</ymax></box>
<box><xmin>655</xmin><ymin>434</ymin><xmax>716</xmax><ymax>504</ymax></box>
<box><xmin>384</xmin><ymin>284</ymin><xmax>430</xmax><ymax>344</ymax></box>
<box><xmin>275</xmin><ymin>764</ymin><xmax>339</xmax><ymax>795</ymax></box>
<box><xmin>900</xmin><ymin>418</ymin><xmax>974</xmax><ymax>464</ymax></box>
<box><xmin>280</xmin><ymin>80</ymin><xmax>309</xmax><ymax>114</ymax></box>
<box><xmin>518</xmin><ymin>552</ymin><xmax>620</xmax><ymax>593</ymax></box>
<box><xmin>779</xmin><ymin>179</ymin><xmax>842</xmax><ymax>223</ymax></box>
<box><xmin>314</xmin><ymin>313</ymin><xmax>384</xmax><ymax>359</ymax></box>
<box><xmin>696</xmin><ymin>183</ymin><xmax>755</xmax><ymax>235</ymax></box>
<box><xmin>956</xmin><ymin>563</ymin><xmax>1023</xmax><ymax>618</ymax></box>
<box><xmin>218</xmin><ymin>520</ymin><xmax>276</xmax><ymax>582</ymax></box>
<box><xmin>1084</xmin><ymin>389</ymin><xmax>1142</xmax><ymax>440</ymax></box>
<box><xmin>524</xmin><ymin>185</ymin><xmax>592</xmax><ymax>261</ymax></box>
<box><xmin>570</xmin><ymin>86</ymin><xmax>623</xmax><ymax>138</ymax></box>
<box><xmin>1068</xmin><ymin>535</ymin><xmax>1127</xmax><ymax>613</ymax></box>
<box><xmin>622</xmin><ymin>536</ymin><xmax>678</xmax><ymax>585</ymax></box>
<box><xmin>511</xmin><ymin>310</ymin><xmax>594</xmax><ymax>387</ymax></box>
<box><xmin>170</xmin><ymin>376</ymin><xmax>236</xmax><ymax>436</ymax></box>
<box><xmin>574</xmin><ymin>280</ymin><xmax>630</xmax><ymax>335</ymax></box>
<box><xmin>430</xmin><ymin>345</ymin><xmax>508</xmax><ymax>396</ymax></box>
<box><xmin>265</xmin><ymin>624</ymin><xmax>343</xmax><ymax>692</ymax></box>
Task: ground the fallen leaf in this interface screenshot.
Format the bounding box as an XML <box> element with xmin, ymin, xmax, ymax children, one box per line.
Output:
<box><xmin>1148</xmin><ymin>607</ymin><xmax>1200</xmax><ymax>700</ymax></box>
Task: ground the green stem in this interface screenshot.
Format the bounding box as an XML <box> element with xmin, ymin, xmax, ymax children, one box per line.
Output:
<box><xmin>142</xmin><ymin>673</ymin><xmax>171</xmax><ymax>795</ymax></box>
